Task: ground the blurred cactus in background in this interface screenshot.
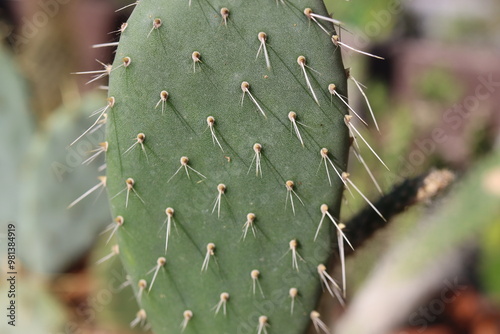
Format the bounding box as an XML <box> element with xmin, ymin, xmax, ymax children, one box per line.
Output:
<box><xmin>18</xmin><ymin>93</ymin><xmax>111</xmax><ymax>273</ymax></box>
<box><xmin>0</xmin><ymin>43</ymin><xmax>33</xmax><ymax>224</ymax></box>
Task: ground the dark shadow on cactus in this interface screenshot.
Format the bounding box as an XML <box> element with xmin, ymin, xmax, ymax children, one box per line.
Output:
<box><xmin>169</xmin><ymin>102</ymin><xmax>197</xmax><ymax>134</ymax></box>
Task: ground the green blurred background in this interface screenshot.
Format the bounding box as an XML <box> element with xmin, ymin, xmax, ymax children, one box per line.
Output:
<box><xmin>0</xmin><ymin>0</ymin><xmax>499</xmax><ymax>333</ymax></box>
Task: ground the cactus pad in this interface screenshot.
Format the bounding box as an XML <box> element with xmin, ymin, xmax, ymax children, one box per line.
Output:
<box><xmin>106</xmin><ymin>1</ymin><xmax>349</xmax><ymax>333</ymax></box>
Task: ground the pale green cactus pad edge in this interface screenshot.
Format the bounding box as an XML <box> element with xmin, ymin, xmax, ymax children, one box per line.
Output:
<box><xmin>106</xmin><ymin>0</ymin><xmax>349</xmax><ymax>333</ymax></box>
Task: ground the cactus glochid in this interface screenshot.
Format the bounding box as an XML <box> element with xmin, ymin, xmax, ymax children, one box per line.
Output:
<box><xmin>105</xmin><ymin>0</ymin><xmax>355</xmax><ymax>332</ymax></box>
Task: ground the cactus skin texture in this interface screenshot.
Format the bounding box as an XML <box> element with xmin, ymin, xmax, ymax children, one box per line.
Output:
<box><xmin>106</xmin><ymin>1</ymin><xmax>349</xmax><ymax>333</ymax></box>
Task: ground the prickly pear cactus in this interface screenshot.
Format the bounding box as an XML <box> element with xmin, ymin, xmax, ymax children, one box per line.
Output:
<box><xmin>0</xmin><ymin>44</ymin><xmax>33</xmax><ymax>225</ymax></box>
<box><xmin>106</xmin><ymin>1</ymin><xmax>349</xmax><ymax>333</ymax></box>
<box><xmin>19</xmin><ymin>94</ymin><xmax>111</xmax><ymax>273</ymax></box>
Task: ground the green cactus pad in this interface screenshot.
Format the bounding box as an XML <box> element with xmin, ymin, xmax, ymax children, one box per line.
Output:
<box><xmin>106</xmin><ymin>1</ymin><xmax>349</xmax><ymax>333</ymax></box>
<box><xmin>0</xmin><ymin>44</ymin><xmax>33</xmax><ymax>224</ymax></box>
